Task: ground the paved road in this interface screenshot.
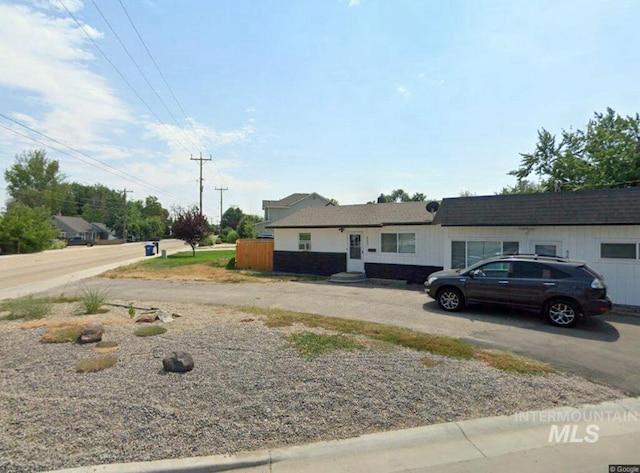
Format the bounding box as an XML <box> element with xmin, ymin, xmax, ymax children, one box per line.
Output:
<box><xmin>34</xmin><ymin>277</ymin><xmax>640</xmax><ymax>396</ymax></box>
<box><xmin>0</xmin><ymin>239</ymin><xmax>187</xmax><ymax>300</ymax></box>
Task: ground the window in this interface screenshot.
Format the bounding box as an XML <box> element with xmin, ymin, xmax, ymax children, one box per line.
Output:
<box><xmin>381</xmin><ymin>233</ymin><xmax>416</xmax><ymax>254</ymax></box>
<box><xmin>298</xmin><ymin>233</ymin><xmax>311</xmax><ymax>251</ymax></box>
<box><xmin>600</xmin><ymin>243</ymin><xmax>637</xmax><ymax>259</ymax></box>
<box><xmin>451</xmin><ymin>241</ymin><xmax>520</xmax><ymax>268</ymax></box>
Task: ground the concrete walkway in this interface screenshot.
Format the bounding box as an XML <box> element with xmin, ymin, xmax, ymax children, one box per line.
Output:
<box><xmin>49</xmin><ymin>397</ymin><xmax>640</xmax><ymax>472</ymax></box>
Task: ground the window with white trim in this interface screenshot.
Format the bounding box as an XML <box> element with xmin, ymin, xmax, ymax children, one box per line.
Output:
<box><xmin>600</xmin><ymin>243</ymin><xmax>638</xmax><ymax>260</ymax></box>
<box><xmin>298</xmin><ymin>233</ymin><xmax>311</xmax><ymax>251</ymax></box>
<box><xmin>451</xmin><ymin>240</ymin><xmax>520</xmax><ymax>268</ymax></box>
<box><xmin>381</xmin><ymin>233</ymin><xmax>415</xmax><ymax>254</ymax></box>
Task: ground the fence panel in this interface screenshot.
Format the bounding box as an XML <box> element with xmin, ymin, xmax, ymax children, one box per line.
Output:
<box><xmin>235</xmin><ymin>239</ymin><xmax>274</xmax><ymax>271</ymax></box>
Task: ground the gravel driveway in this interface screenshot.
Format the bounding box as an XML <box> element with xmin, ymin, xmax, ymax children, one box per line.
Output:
<box><xmin>0</xmin><ymin>301</ymin><xmax>624</xmax><ymax>472</ymax></box>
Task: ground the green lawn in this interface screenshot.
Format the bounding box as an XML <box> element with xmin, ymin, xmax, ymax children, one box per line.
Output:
<box><xmin>139</xmin><ymin>250</ymin><xmax>235</xmax><ymax>269</ymax></box>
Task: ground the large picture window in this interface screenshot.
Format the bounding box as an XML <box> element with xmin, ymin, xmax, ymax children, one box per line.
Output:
<box><xmin>298</xmin><ymin>233</ymin><xmax>311</xmax><ymax>251</ymax></box>
<box><xmin>451</xmin><ymin>240</ymin><xmax>519</xmax><ymax>268</ymax></box>
<box><xmin>381</xmin><ymin>233</ymin><xmax>416</xmax><ymax>254</ymax></box>
<box><xmin>600</xmin><ymin>243</ymin><xmax>637</xmax><ymax>260</ymax></box>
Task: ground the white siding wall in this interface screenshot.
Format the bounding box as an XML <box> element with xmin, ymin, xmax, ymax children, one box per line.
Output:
<box><xmin>274</xmin><ymin>225</ymin><xmax>443</xmax><ymax>266</ymax></box>
<box><xmin>442</xmin><ymin>225</ymin><xmax>640</xmax><ymax>306</ymax></box>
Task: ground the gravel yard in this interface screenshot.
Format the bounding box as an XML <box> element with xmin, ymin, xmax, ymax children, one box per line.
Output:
<box><xmin>0</xmin><ymin>302</ymin><xmax>625</xmax><ymax>473</ymax></box>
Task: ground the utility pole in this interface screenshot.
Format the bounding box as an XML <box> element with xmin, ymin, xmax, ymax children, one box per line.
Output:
<box><xmin>215</xmin><ymin>186</ymin><xmax>228</xmax><ymax>226</ymax></box>
<box><xmin>191</xmin><ymin>153</ymin><xmax>212</xmax><ymax>215</ymax></box>
<box><xmin>122</xmin><ymin>188</ymin><xmax>133</xmax><ymax>241</ymax></box>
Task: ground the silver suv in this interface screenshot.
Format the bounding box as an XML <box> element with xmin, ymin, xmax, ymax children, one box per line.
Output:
<box><xmin>424</xmin><ymin>255</ymin><xmax>612</xmax><ymax>327</ymax></box>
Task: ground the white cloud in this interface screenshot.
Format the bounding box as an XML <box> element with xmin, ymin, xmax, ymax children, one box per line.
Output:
<box><xmin>348</xmin><ymin>0</ymin><xmax>361</xmax><ymax>6</ymax></box>
<box><xmin>396</xmin><ymin>86</ymin><xmax>410</xmax><ymax>98</ymax></box>
<box><xmin>245</xmin><ymin>107</ymin><xmax>257</xmax><ymax>113</ymax></box>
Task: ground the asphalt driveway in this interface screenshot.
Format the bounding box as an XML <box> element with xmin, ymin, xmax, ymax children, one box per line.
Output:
<box><xmin>36</xmin><ymin>277</ymin><xmax>640</xmax><ymax>396</ymax></box>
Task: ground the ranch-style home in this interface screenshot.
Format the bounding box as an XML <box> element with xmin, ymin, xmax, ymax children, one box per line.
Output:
<box><xmin>268</xmin><ymin>187</ymin><xmax>640</xmax><ymax>307</ymax></box>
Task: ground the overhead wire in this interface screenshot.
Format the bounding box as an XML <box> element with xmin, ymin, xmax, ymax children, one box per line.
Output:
<box><xmin>56</xmin><ymin>0</ymin><xmax>194</xmax><ymax>155</ymax></box>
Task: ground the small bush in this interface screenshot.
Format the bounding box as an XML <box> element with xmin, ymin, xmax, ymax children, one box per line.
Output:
<box><xmin>225</xmin><ymin>257</ymin><xmax>236</xmax><ymax>270</ymax></box>
<box><xmin>226</xmin><ymin>230</ymin><xmax>239</xmax><ymax>243</ymax></box>
<box><xmin>215</xmin><ymin>238</ymin><xmax>223</xmax><ymax>244</ymax></box>
<box><xmin>41</xmin><ymin>326</ymin><xmax>82</xmax><ymax>343</ymax></box>
<box><xmin>79</xmin><ymin>287</ymin><xmax>110</xmax><ymax>314</ymax></box>
<box><xmin>200</xmin><ymin>235</ymin><xmax>217</xmax><ymax>246</ymax></box>
<box><xmin>76</xmin><ymin>356</ymin><xmax>117</xmax><ymax>373</ymax></box>
<box><xmin>1</xmin><ymin>296</ymin><xmax>52</xmax><ymax>320</ymax></box>
<box><xmin>134</xmin><ymin>325</ymin><xmax>167</xmax><ymax>337</ymax></box>
<box><xmin>49</xmin><ymin>239</ymin><xmax>67</xmax><ymax>250</ymax></box>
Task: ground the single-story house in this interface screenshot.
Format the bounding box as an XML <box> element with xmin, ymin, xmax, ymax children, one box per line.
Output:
<box><xmin>269</xmin><ymin>187</ymin><xmax>640</xmax><ymax>307</ymax></box>
<box><xmin>255</xmin><ymin>192</ymin><xmax>335</xmax><ymax>237</ymax></box>
<box><xmin>51</xmin><ymin>215</ymin><xmax>104</xmax><ymax>241</ymax></box>
<box><xmin>268</xmin><ymin>201</ymin><xmax>443</xmax><ymax>282</ymax></box>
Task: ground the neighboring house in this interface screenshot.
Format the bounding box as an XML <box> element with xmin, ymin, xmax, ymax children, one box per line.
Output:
<box><xmin>90</xmin><ymin>222</ymin><xmax>116</xmax><ymax>240</ymax></box>
<box><xmin>51</xmin><ymin>215</ymin><xmax>101</xmax><ymax>241</ymax></box>
<box><xmin>255</xmin><ymin>192</ymin><xmax>335</xmax><ymax>237</ymax></box>
<box><xmin>269</xmin><ymin>187</ymin><xmax>640</xmax><ymax>306</ymax></box>
<box><xmin>268</xmin><ymin>201</ymin><xmax>443</xmax><ymax>282</ymax></box>
<box><xmin>433</xmin><ymin>187</ymin><xmax>640</xmax><ymax>307</ymax></box>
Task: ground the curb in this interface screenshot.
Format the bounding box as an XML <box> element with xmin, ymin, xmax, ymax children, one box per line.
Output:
<box><xmin>47</xmin><ymin>397</ymin><xmax>640</xmax><ymax>473</ymax></box>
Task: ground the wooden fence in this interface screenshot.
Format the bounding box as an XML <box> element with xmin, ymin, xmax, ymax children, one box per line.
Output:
<box><xmin>235</xmin><ymin>239</ymin><xmax>274</xmax><ymax>271</ymax></box>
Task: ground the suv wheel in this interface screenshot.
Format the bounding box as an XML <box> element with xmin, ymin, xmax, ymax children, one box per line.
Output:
<box><xmin>546</xmin><ymin>299</ymin><xmax>579</xmax><ymax>328</ymax></box>
<box><xmin>437</xmin><ymin>288</ymin><xmax>464</xmax><ymax>312</ymax></box>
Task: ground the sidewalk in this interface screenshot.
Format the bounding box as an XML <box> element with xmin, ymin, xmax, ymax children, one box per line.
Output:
<box><xmin>49</xmin><ymin>397</ymin><xmax>640</xmax><ymax>473</ymax></box>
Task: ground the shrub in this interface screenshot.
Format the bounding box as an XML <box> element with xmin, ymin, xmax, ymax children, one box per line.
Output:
<box><xmin>134</xmin><ymin>325</ymin><xmax>167</xmax><ymax>337</ymax></box>
<box><xmin>200</xmin><ymin>235</ymin><xmax>217</xmax><ymax>246</ymax></box>
<box><xmin>215</xmin><ymin>238</ymin><xmax>223</xmax><ymax>244</ymax></box>
<box><xmin>79</xmin><ymin>287</ymin><xmax>110</xmax><ymax>314</ymax></box>
<box><xmin>76</xmin><ymin>356</ymin><xmax>117</xmax><ymax>373</ymax></box>
<box><xmin>225</xmin><ymin>257</ymin><xmax>236</xmax><ymax>270</ymax></box>
<box><xmin>1</xmin><ymin>296</ymin><xmax>52</xmax><ymax>320</ymax></box>
<box><xmin>225</xmin><ymin>230</ymin><xmax>239</xmax><ymax>243</ymax></box>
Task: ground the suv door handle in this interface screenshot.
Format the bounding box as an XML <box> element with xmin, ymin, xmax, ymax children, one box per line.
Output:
<box><xmin>543</xmin><ymin>282</ymin><xmax>556</xmax><ymax>286</ymax></box>
<box><xmin>498</xmin><ymin>280</ymin><xmax>509</xmax><ymax>284</ymax></box>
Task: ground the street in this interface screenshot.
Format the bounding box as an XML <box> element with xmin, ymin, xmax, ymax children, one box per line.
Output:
<box><xmin>0</xmin><ymin>239</ymin><xmax>187</xmax><ymax>300</ymax></box>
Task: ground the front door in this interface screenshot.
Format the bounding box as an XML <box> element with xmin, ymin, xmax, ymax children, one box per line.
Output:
<box><xmin>347</xmin><ymin>233</ymin><xmax>364</xmax><ymax>272</ymax></box>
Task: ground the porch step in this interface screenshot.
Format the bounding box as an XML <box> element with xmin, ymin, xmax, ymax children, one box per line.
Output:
<box><xmin>329</xmin><ymin>271</ymin><xmax>366</xmax><ymax>283</ymax></box>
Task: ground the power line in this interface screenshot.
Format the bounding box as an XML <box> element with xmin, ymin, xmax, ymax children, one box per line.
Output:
<box><xmin>89</xmin><ymin>0</ymin><xmax>199</xmax><ymax>151</ymax></box>
<box><xmin>0</xmin><ymin>116</ymin><xmax>182</xmax><ymax>201</ymax></box>
<box><xmin>191</xmin><ymin>153</ymin><xmax>212</xmax><ymax>214</ymax></box>
<box><xmin>116</xmin><ymin>0</ymin><xmax>217</xmax><ymax>156</ymax></box>
<box><xmin>56</xmin><ymin>0</ymin><xmax>194</xmax><ymax>154</ymax></box>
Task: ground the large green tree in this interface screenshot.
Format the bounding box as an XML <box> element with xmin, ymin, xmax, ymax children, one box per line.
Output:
<box><xmin>4</xmin><ymin>150</ymin><xmax>68</xmax><ymax>213</ymax></box>
<box><xmin>376</xmin><ymin>189</ymin><xmax>428</xmax><ymax>203</ymax></box>
<box><xmin>221</xmin><ymin>206</ymin><xmax>244</xmax><ymax>230</ymax></box>
<box><xmin>510</xmin><ymin>108</ymin><xmax>640</xmax><ymax>191</ymax></box>
<box><xmin>0</xmin><ymin>204</ymin><xmax>58</xmax><ymax>254</ymax></box>
<box><xmin>236</xmin><ymin>214</ymin><xmax>263</xmax><ymax>239</ymax></box>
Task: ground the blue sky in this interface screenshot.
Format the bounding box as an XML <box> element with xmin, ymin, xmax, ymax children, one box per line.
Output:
<box><xmin>1</xmin><ymin>0</ymin><xmax>640</xmax><ymax>222</ymax></box>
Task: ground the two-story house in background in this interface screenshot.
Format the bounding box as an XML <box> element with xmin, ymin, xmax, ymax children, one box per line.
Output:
<box><xmin>255</xmin><ymin>192</ymin><xmax>335</xmax><ymax>237</ymax></box>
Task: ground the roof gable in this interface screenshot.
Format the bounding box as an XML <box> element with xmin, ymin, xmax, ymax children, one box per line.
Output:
<box><xmin>51</xmin><ymin>215</ymin><xmax>94</xmax><ymax>232</ymax></box>
<box><xmin>434</xmin><ymin>188</ymin><xmax>640</xmax><ymax>226</ymax></box>
<box><xmin>262</xmin><ymin>192</ymin><xmax>332</xmax><ymax>209</ymax></box>
<box><xmin>268</xmin><ymin>201</ymin><xmax>434</xmax><ymax>228</ymax></box>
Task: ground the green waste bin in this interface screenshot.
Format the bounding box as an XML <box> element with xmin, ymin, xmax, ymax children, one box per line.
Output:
<box><xmin>145</xmin><ymin>244</ymin><xmax>155</xmax><ymax>256</ymax></box>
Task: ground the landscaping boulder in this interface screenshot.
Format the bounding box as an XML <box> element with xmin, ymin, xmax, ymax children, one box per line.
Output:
<box><xmin>162</xmin><ymin>351</ymin><xmax>194</xmax><ymax>373</ymax></box>
<box><xmin>156</xmin><ymin>310</ymin><xmax>174</xmax><ymax>323</ymax></box>
<box><xmin>135</xmin><ymin>313</ymin><xmax>157</xmax><ymax>323</ymax></box>
<box><xmin>79</xmin><ymin>324</ymin><xmax>104</xmax><ymax>344</ymax></box>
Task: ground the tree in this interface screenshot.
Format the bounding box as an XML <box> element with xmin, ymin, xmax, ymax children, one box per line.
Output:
<box><xmin>498</xmin><ymin>180</ymin><xmax>545</xmax><ymax>195</ymax></box>
<box><xmin>4</xmin><ymin>150</ymin><xmax>68</xmax><ymax>213</ymax></box>
<box><xmin>510</xmin><ymin>108</ymin><xmax>640</xmax><ymax>192</ymax></box>
<box><xmin>171</xmin><ymin>207</ymin><xmax>211</xmax><ymax>256</ymax></box>
<box><xmin>0</xmin><ymin>204</ymin><xmax>58</xmax><ymax>254</ymax></box>
<box><xmin>237</xmin><ymin>214</ymin><xmax>263</xmax><ymax>239</ymax></box>
<box><xmin>376</xmin><ymin>189</ymin><xmax>428</xmax><ymax>203</ymax></box>
<box><xmin>221</xmin><ymin>206</ymin><xmax>244</xmax><ymax>230</ymax></box>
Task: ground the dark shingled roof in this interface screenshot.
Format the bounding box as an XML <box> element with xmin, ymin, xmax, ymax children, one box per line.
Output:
<box><xmin>268</xmin><ymin>201</ymin><xmax>434</xmax><ymax>228</ymax></box>
<box><xmin>433</xmin><ymin>187</ymin><xmax>640</xmax><ymax>226</ymax></box>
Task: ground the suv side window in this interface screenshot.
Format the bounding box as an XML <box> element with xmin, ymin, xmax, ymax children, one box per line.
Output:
<box><xmin>511</xmin><ymin>261</ymin><xmax>544</xmax><ymax>279</ymax></box>
<box><xmin>473</xmin><ymin>262</ymin><xmax>511</xmax><ymax>278</ymax></box>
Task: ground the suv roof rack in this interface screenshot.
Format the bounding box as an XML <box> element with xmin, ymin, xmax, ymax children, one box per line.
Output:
<box><xmin>494</xmin><ymin>253</ymin><xmax>570</xmax><ymax>262</ymax></box>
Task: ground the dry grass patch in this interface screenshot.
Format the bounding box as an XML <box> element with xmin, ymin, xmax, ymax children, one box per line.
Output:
<box><xmin>420</xmin><ymin>357</ymin><xmax>441</xmax><ymax>367</ymax></box>
<box><xmin>238</xmin><ymin>306</ymin><xmax>475</xmax><ymax>359</ymax></box>
<box><xmin>94</xmin><ymin>341</ymin><xmax>120</xmax><ymax>353</ymax></box>
<box><xmin>288</xmin><ymin>332</ymin><xmax>364</xmax><ymax>359</ymax></box>
<box><xmin>134</xmin><ymin>325</ymin><xmax>167</xmax><ymax>337</ymax></box>
<box><xmin>476</xmin><ymin>350</ymin><xmax>557</xmax><ymax>375</ymax></box>
<box><xmin>102</xmin><ymin>265</ymin><xmax>273</xmax><ymax>283</ymax></box>
<box><xmin>76</xmin><ymin>356</ymin><xmax>117</xmax><ymax>373</ymax></box>
<box><xmin>41</xmin><ymin>325</ymin><xmax>83</xmax><ymax>343</ymax></box>
<box><xmin>21</xmin><ymin>318</ymin><xmax>131</xmax><ymax>330</ymax></box>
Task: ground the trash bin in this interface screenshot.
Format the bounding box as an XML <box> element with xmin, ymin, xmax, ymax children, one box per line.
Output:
<box><xmin>145</xmin><ymin>244</ymin><xmax>155</xmax><ymax>256</ymax></box>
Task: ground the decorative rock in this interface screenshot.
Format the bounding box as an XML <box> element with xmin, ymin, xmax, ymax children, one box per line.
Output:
<box><xmin>156</xmin><ymin>310</ymin><xmax>174</xmax><ymax>323</ymax></box>
<box><xmin>79</xmin><ymin>324</ymin><xmax>103</xmax><ymax>344</ymax></box>
<box><xmin>135</xmin><ymin>313</ymin><xmax>157</xmax><ymax>323</ymax></box>
<box><xmin>162</xmin><ymin>351</ymin><xmax>194</xmax><ymax>373</ymax></box>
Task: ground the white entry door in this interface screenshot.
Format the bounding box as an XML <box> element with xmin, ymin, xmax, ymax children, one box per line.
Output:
<box><xmin>347</xmin><ymin>233</ymin><xmax>364</xmax><ymax>272</ymax></box>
